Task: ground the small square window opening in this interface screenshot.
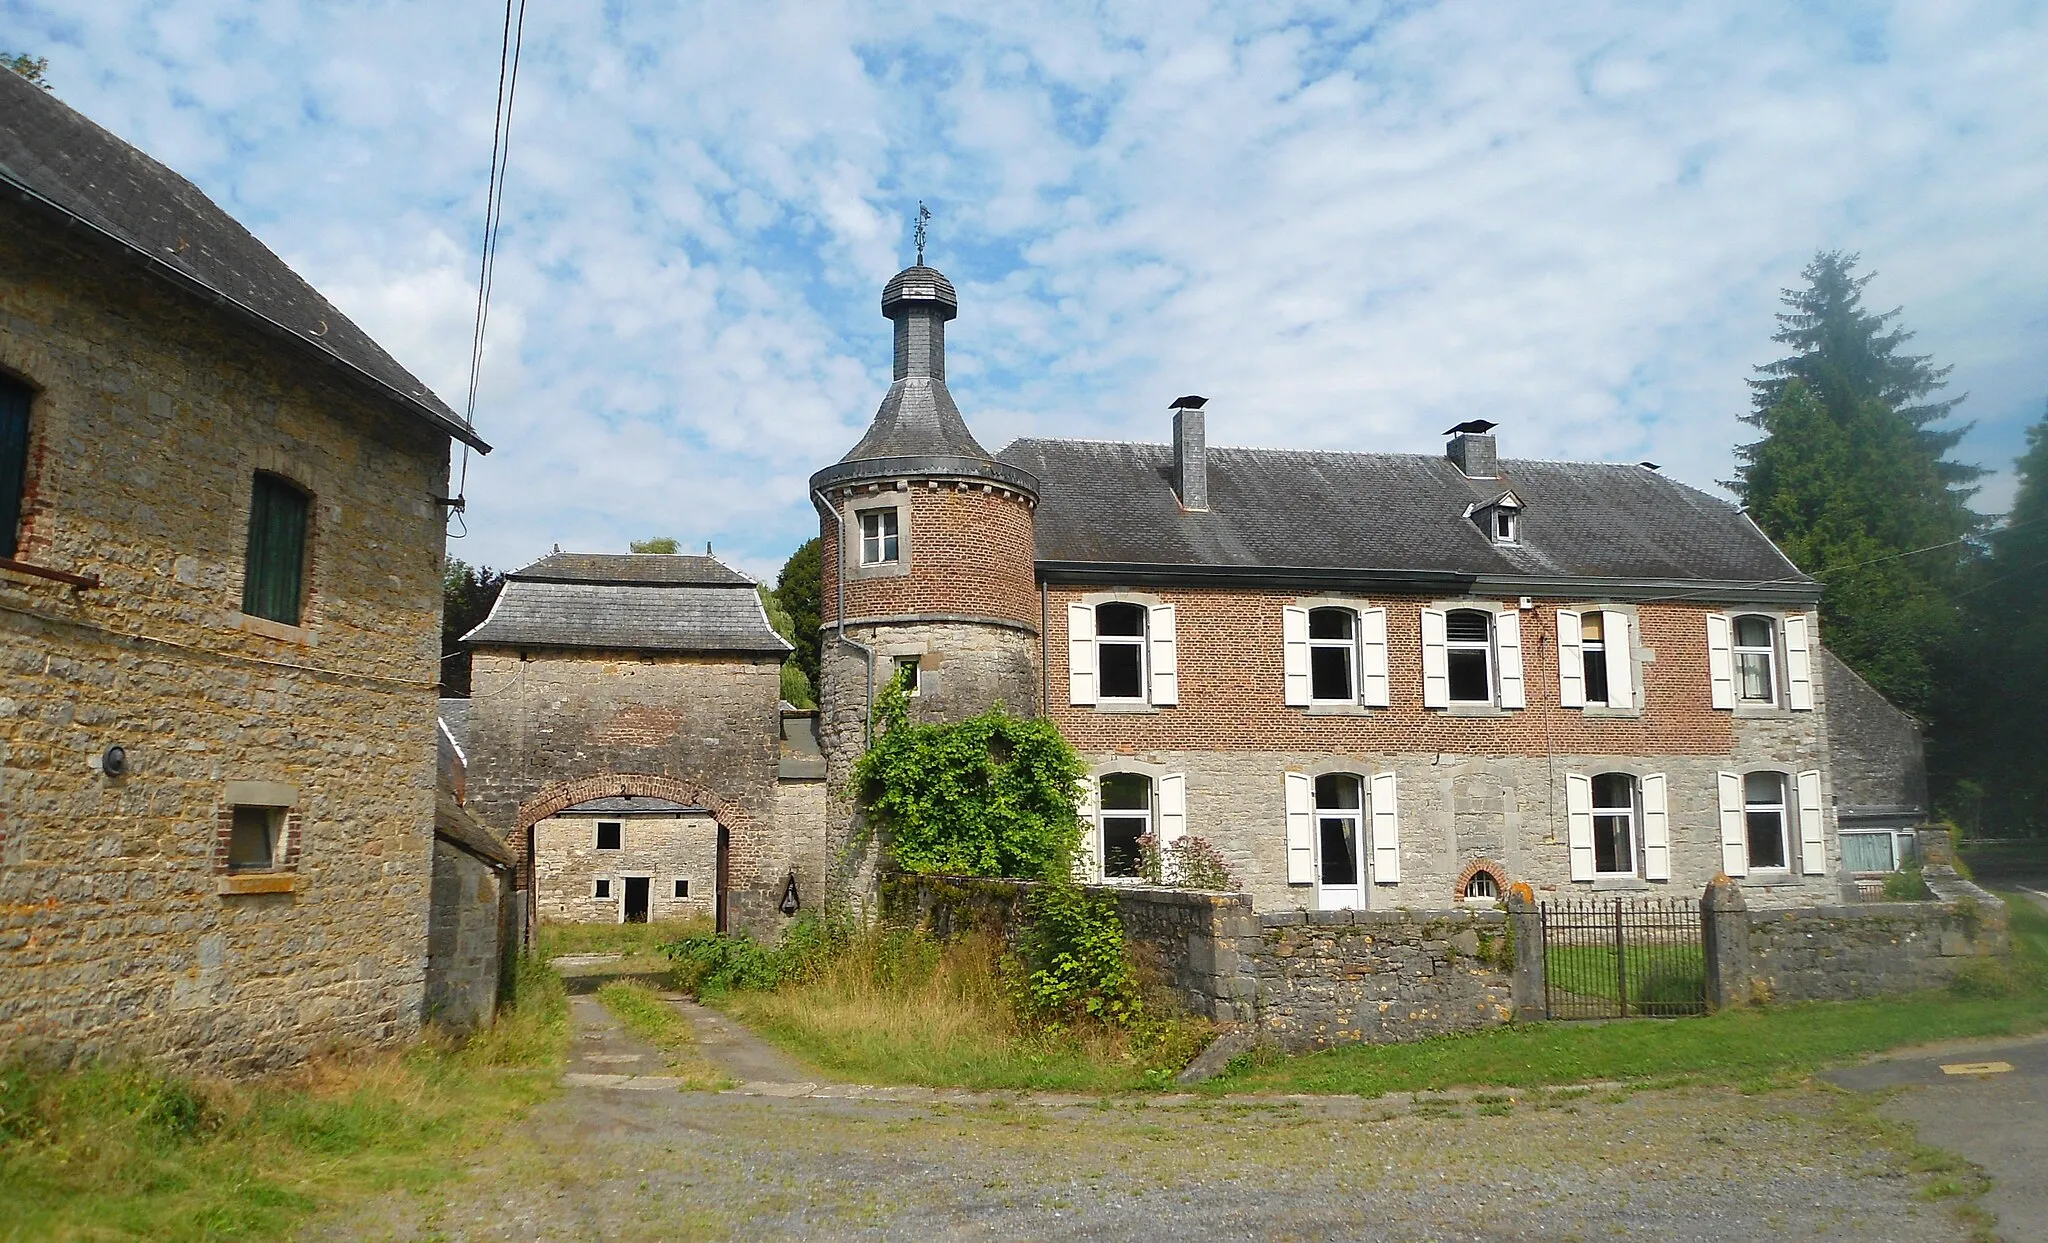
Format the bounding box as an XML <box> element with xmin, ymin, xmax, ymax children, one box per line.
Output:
<box><xmin>594</xmin><ymin>878</ymin><xmax>612</xmax><ymax>899</ymax></box>
<box><xmin>674</xmin><ymin>879</ymin><xmax>690</xmax><ymax>899</ymax></box>
<box><xmin>858</xmin><ymin>508</ymin><xmax>900</xmax><ymax>565</ymax></box>
<box><xmin>227</xmin><ymin>806</ymin><xmax>281</xmax><ymax>871</ymax></box>
<box><xmin>893</xmin><ymin>655</ymin><xmax>921</xmax><ymax>695</ymax></box>
<box><xmin>596</xmin><ymin>821</ymin><xmax>622</xmax><ymax>850</ymax></box>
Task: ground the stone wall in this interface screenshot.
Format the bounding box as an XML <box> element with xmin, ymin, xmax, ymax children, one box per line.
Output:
<box><xmin>531</xmin><ymin>811</ymin><xmax>717</xmax><ymax>925</ymax></box>
<box><xmin>0</xmin><ymin>207</ymin><xmax>450</xmax><ymax>1072</ymax></box>
<box><xmin>425</xmin><ymin>839</ymin><xmax>511</xmax><ymax>1031</ymax></box>
<box><xmin>1819</xmin><ymin>647</ymin><xmax>1928</xmax><ymax>815</ymax></box>
<box><xmin>1254</xmin><ymin>908</ymin><xmax>1515</xmax><ymax>1050</ymax></box>
<box><xmin>464</xmin><ymin>649</ymin><xmax>793</xmax><ymax>933</ymax></box>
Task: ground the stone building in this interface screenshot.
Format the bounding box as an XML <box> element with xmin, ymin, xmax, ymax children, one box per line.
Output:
<box><xmin>0</xmin><ymin>73</ymin><xmax>488</xmax><ymax>1069</ymax></box>
<box><xmin>813</xmin><ymin>262</ymin><xmax>1927</xmax><ymax>914</ymax></box>
<box><xmin>459</xmin><ymin>551</ymin><xmax>828</xmax><ymax>934</ymax></box>
<box><xmin>426</xmin><ymin>790</ymin><xmax>517</xmax><ymax>1032</ymax></box>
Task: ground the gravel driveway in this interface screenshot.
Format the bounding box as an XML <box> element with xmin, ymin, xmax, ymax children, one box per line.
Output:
<box><xmin>307</xmin><ymin>992</ymin><xmax>1982</xmax><ymax>1242</ymax></box>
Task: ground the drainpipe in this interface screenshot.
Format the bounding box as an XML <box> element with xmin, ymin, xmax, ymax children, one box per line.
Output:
<box><xmin>1041</xmin><ymin>582</ymin><xmax>1051</xmax><ymax>719</ymax></box>
<box><xmin>814</xmin><ymin>486</ymin><xmax>877</xmax><ymax>748</ymax></box>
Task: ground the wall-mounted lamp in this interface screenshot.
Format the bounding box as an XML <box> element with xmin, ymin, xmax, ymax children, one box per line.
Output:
<box><xmin>100</xmin><ymin>745</ymin><xmax>128</xmax><ymax>777</ymax></box>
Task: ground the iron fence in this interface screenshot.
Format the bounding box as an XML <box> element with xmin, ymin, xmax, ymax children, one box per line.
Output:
<box><xmin>1540</xmin><ymin>896</ymin><xmax>1705</xmax><ymax>1020</ymax></box>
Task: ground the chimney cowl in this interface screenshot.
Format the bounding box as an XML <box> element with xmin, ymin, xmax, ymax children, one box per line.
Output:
<box><xmin>1172</xmin><ymin>397</ymin><xmax>1209</xmax><ymax>512</ymax></box>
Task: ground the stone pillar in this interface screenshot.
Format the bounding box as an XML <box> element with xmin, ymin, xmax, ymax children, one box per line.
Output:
<box><xmin>1702</xmin><ymin>876</ymin><xmax>1751</xmax><ymax>1012</ymax></box>
<box><xmin>1506</xmin><ymin>883</ymin><xmax>1546</xmax><ymax>1023</ymax></box>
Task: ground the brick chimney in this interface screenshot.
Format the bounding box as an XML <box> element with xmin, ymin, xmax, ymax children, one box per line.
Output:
<box><xmin>1172</xmin><ymin>396</ymin><xmax>1209</xmax><ymax>511</ymax></box>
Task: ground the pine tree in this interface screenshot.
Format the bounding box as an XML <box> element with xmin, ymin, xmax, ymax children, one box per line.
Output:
<box><xmin>1733</xmin><ymin>252</ymin><xmax>1983</xmax><ymax>715</ymax></box>
<box><xmin>776</xmin><ymin>537</ymin><xmax>822</xmax><ymax>692</ymax></box>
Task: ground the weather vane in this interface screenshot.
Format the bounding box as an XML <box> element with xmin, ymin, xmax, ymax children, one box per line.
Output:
<box><xmin>914</xmin><ymin>201</ymin><xmax>931</xmax><ymax>266</ymax></box>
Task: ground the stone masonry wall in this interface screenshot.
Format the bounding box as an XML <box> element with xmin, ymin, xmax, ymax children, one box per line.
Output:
<box><xmin>1254</xmin><ymin>908</ymin><xmax>1514</xmax><ymax>1050</ymax></box>
<box><xmin>531</xmin><ymin>812</ymin><xmax>717</xmax><ymax>925</ymax></box>
<box><xmin>1819</xmin><ymin>647</ymin><xmax>1928</xmax><ymax>814</ymax></box>
<box><xmin>1742</xmin><ymin>869</ymin><xmax>2008</xmax><ymax>1003</ymax></box>
<box><xmin>425</xmin><ymin>840</ymin><xmax>509</xmax><ymax>1032</ymax></box>
<box><xmin>464</xmin><ymin>649</ymin><xmax>794</xmax><ymax>934</ymax></box>
<box><xmin>0</xmin><ymin>208</ymin><xmax>450</xmax><ymax>1072</ymax></box>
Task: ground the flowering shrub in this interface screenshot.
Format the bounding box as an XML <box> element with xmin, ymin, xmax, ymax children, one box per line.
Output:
<box><xmin>1136</xmin><ymin>834</ymin><xmax>1240</xmax><ymax>892</ymax></box>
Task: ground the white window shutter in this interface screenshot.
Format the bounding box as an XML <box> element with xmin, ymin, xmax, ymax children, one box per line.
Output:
<box><xmin>1284</xmin><ymin>771</ymin><xmax>1313</xmax><ymax>885</ymax></box>
<box><xmin>1707</xmin><ymin>614</ymin><xmax>1734</xmax><ymax>710</ymax></box>
<box><xmin>1641</xmin><ymin>772</ymin><xmax>1671</xmax><ymax>881</ymax></box>
<box><xmin>1785</xmin><ymin>613</ymin><xmax>1814</xmax><ymax>711</ymax></box>
<box><xmin>1067</xmin><ymin>603</ymin><xmax>1096</xmax><ymax>706</ymax></box>
<box><xmin>1495</xmin><ymin>608</ymin><xmax>1525</xmax><ymax>709</ymax></box>
<box><xmin>1421</xmin><ymin>608</ymin><xmax>1449</xmax><ymax>708</ymax></box>
<box><xmin>1149</xmin><ymin>603</ymin><xmax>1179</xmax><ymax>706</ymax></box>
<box><xmin>1369</xmin><ymin>770</ymin><xmax>1401</xmax><ymax>884</ymax></box>
<box><xmin>1074</xmin><ymin>775</ymin><xmax>1100</xmax><ymax>881</ymax></box>
<box><xmin>1797</xmin><ymin>769</ymin><xmax>1826</xmax><ymax>875</ymax></box>
<box><xmin>1158</xmin><ymin>773</ymin><xmax>1187</xmax><ymax>851</ymax></box>
<box><xmin>1282</xmin><ymin>605</ymin><xmax>1311</xmax><ymax>706</ymax></box>
<box><xmin>1604</xmin><ymin>611</ymin><xmax>1635</xmax><ymax>710</ymax></box>
<box><xmin>1565</xmin><ymin>772</ymin><xmax>1595</xmax><ymax>882</ymax></box>
<box><xmin>1359</xmin><ymin>608</ymin><xmax>1390</xmax><ymax>707</ymax></box>
<box><xmin>1556</xmin><ymin>610</ymin><xmax>1585</xmax><ymax>708</ymax></box>
<box><xmin>1717</xmin><ymin>771</ymin><xmax>1747</xmax><ymax>877</ymax></box>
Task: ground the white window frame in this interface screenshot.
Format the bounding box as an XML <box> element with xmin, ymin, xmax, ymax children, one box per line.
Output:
<box><xmin>892</xmin><ymin>654</ymin><xmax>922</xmax><ymax>696</ymax></box>
<box><xmin>1491</xmin><ymin>507</ymin><xmax>1518</xmax><ymax>544</ymax></box>
<box><xmin>1095</xmin><ymin>771</ymin><xmax>1155</xmax><ymax>882</ymax></box>
<box><xmin>1742</xmin><ymin>770</ymin><xmax>1791</xmax><ymax>873</ymax></box>
<box><xmin>1732</xmin><ymin>614</ymin><xmax>1778</xmax><ymax>706</ymax></box>
<box><xmin>1311</xmin><ymin>772</ymin><xmax>1366</xmax><ymax>911</ymax></box>
<box><xmin>1443</xmin><ymin>607</ymin><xmax>1495</xmax><ymax>704</ymax></box>
<box><xmin>593</xmin><ymin>877</ymin><xmax>612</xmax><ymax>900</ymax></box>
<box><xmin>858</xmin><ymin>507</ymin><xmax>900</xmax><ymax>566</ymax></box>
<box><xmin>1308</xmin><ymin>607</ymin><xmax>1358</xmax><ymax>704</ymax></box>
<box><xmin>1094</xmin><ymin>602</ymin><xmax>1150</xmax><ymax>705</ymax></box>
<box><xmin>1590</xmin><ymin>772</ymin><xmax>1639</xmax><ymax>877</ymax></box>
<box><xmin>673</xmin><ymin>878</ymin><xmax>691</xmax><ymax>899</ymax></box>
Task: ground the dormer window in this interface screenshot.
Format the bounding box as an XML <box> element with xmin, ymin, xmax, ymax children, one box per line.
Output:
<box><xmin>1491</xmin><ymin>508</ymin><xmax>1517</xmax><ymax>544</ymax></box>
<box><xmin>1470</xmin><ymin>491</ymin><xmax>1523</xmax><ymax>546</ymax></box>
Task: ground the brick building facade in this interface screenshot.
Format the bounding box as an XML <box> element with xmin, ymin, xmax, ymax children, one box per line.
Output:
<box><xmin>813</xmin><ymin>262</ymin><xmax>1923</xmax><ymax>914</ymax></box>
<box><xmin>0</xmin><ymin>74</ymin><xmax>488</xmax><ymax>1069</ymax></box>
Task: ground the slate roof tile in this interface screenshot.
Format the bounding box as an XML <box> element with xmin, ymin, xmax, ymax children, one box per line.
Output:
<box><xmin>462</xmin><ymin>553</ymin><xmax>790</xmax><ymax>653</ymax></box>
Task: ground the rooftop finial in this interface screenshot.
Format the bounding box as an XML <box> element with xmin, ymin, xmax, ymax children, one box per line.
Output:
<box><xmin>914</xmin><ymin>201</ymin><xmax>931</xmax><ymax>266</ymax></box>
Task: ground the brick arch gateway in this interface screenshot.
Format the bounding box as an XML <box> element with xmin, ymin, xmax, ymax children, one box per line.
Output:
<box><xmin>515</xmin><ymin>773</ymin><xmax>749</xmax><ymax>934</ymax></box>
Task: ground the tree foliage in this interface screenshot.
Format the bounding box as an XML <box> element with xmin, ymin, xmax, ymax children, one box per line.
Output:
<box><xmin>1733</xmin><ymin>252</ymin><xmax>1983</xmax><ymax>714</ymax></box>
<box><xmin>4</xmin><ymin>53</ymin><xmax>51</xmax><ymax>89</ymax></box>
<box><xmin>756</xmin><ymin>584</ymin><xmax>815</xmax><ymax>707</ymax></box>
<box><xmin>852</xmin><ymin>673</ymin><xmax>1084</xmax><ymax>878</ymax></box>
<box><xmin>440</xmin><ymin>559</ymin><xmax>505</xmax><ymax>697</ymax></box>
<box><xmin>1945</xmin><ymin>403</ymin><xmax>2048</xmax><ymax>833</ymax></box>
<box><xmin>776</xmin><ymin>537</ymin><xmax>822</xmax><ymax>693</ymax></box>
<box><xmin>629</xmin><ymin>536</ymin><xmax>679</xmax><ymax>554</ymax></box>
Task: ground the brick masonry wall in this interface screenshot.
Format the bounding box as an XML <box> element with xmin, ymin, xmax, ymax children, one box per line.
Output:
<box><xmin>531</xmin><ymin>812</ymin><xmax>717</xmax><ymax>925</ymax></box>
<box><xmin>464</xmin><ymin>649</ymin><xmax>802</xmax><ymax>934</ymax></box>
<box><xmin>818</xmin><ymin>483</ymin><xmax>1038</xmax><ymax>628</ymax></box>
<box><xmin>0</xmin><ymin>210</ymin><xmax>450</xmax><ymax>1072</ymax></box>
<box><xmin>424</xmin><ymin>840</ymin><xmax>509</xmax><ymax>1032</ymax></box>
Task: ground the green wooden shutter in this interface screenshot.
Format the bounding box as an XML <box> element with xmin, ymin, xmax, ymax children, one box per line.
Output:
<box><xmin>0</xmin><ymin>377</ymin><xmax>30</xmax><ymax>560</ymax></box>
<box><xmin>243</xmin><ymin>473</ymin><xmax>309</xmax><ymax>624</ymax></box>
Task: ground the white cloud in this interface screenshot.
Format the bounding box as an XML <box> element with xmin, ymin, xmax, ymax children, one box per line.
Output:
<box><xmin>12</xmin><ymin>0</ymin><xmax>2048</xmax><ymax>570</ymax></box>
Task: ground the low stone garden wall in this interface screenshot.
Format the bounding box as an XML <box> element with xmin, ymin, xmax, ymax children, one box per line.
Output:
<box><xmin>1253</xmin><ymin>909</ymin><xmax>1515</xmax><ymax>1049</ymax></box>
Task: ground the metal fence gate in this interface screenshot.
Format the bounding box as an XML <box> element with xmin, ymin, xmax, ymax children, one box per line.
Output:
<box><xmin>1540</xmin><ymin>897</ymin><xmax>1706</xmax><ymax>1019</ymax></box>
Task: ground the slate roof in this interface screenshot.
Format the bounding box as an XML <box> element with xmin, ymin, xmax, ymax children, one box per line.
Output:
<box><xmin>997</xmin><ymin>438</ymin><xmax>1814</xmax><ymax>598</ymax></box>
<box><xmin>437</xmin><ymin>699</ymin><xmax>471</xmax><ymax>759</ymax></box>
<box><xmin>841</xmin><ymin>375</ymin><xmax>995</xmax><ymax>462</ymax></box>
<box><xmin>462</xmin><ymin>553</ymin><xmax>792</xmax><ymax>654</ymax></box>
<box><xmin>435</xmin><ymin>790</ymin><xmax>515</xmax><ymax>868</ymax></box>
<box><xmin>0</xmin><ymin>70</ymin><xmax>486</xmax><ymax>451</ymax></box>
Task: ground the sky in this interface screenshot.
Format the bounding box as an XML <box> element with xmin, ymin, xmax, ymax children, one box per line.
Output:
<box><xmin>8</xmin><ymin>1</ymin><xmax>2047</xmax><ymax>582</ymax></box>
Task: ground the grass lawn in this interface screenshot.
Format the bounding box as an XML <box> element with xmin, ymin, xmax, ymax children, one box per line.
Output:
<box><xmin>711</xmin><ymin>928</ymin><xmax>1210</xmax><ymax>1093</ymax></box>
<box><xmin>0</xmin><ymin>956</ymin><xmax>568</xmax><ymax>1242</ymax></box>
<box><xmin>537</xmin><ymin>918</ymin><xmax>710</xmax><ymax>969</ymax></box>
<box><xmin>1544</xmin><ymin>942</ymin><xmax>1705</xmax><ymax>1013</ymax></box>
<box><xmin>1205</xmin><ymin>891</ymin><xmax>2048</xmax><ymax>1098</ymax></box>
<box><xmin>593</xmin><ymin>980</ymin><xmax>732</xmax><ymax>1090</ymax></box>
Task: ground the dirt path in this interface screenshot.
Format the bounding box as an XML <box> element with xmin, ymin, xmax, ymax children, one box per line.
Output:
<box><xmin>305</xmin><ymin>996</ymin><xmax>1986</xmax><ymax>1242</ymax></box>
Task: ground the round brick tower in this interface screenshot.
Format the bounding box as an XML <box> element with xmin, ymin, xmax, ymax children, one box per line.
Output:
<box><xmin>810</xmin><ymin>265</ymin><xmax>1043</xmax><ymax>863</ymax></box>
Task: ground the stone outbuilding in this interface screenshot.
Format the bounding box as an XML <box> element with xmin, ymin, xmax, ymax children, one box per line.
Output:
<box><xmin>427</xmin><ymin>790</ymin><xmax>517</xmax><ymax>1031</ymax></box>
<box><xmin>459</xmin><ymin>551</ymin><xmax>827</xmax><ymax>934</ymax></box>
<box><xmin>0</xmin><ymin>73</ymin><xmax>487</xmax><ymax>1070</ymax></box>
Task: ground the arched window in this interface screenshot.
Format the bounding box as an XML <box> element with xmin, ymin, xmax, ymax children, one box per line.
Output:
<box><xmin>1094</xmin><ymin>603</ymin><xmax>1148</xmax><ymax>701</ymax></box>
<box><xmin>1308</xmin><ymin>607</ymin><xmax>1356</xmax><ymax>702</ymax></box>
<box><xmin>1097</xmin><ymin>772</ymin><xmax>1152</xmax><ymax>879</ymax></box>
<box><xmin>0</xmin><ymin>373</ymin><xmax>31</xmax><ymax>559</ymax></box>
<box><xmin>1445</xmin><ymin>608</ymin><xmax>1494</xmax><ymax>702</ymax></box>
<box><xmin>1744</xmin><ymin>771</ymin><xmax>1790</xmax><ymax>870</ymax></box>
<box><xmin>1592</xmin><ymin>773</ymin><xmax>1639</xmax><ymax>875</ymax></box>
<box><xmin>1314</xmin><ymin>774</ymin><xmax>1363</xmax><ymax>891</ymax></box>
<box><xmin>1733</xmin><ymin>615</ymin><xmax>1777</xmax><ymax>704</ymax></box>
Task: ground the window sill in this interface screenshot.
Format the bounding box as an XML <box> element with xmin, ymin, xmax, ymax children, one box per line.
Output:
<box><xmin>845</xmin><ymin>561</ymin><xmax>911</xmax><ymax>581</ymax></box>
<box><xmin>1304</xmin><ymin>703</ymin><xmax>1374</xmax><ymax>717</ymax></box>
<box><xmin>1587</xmin><ymin>876</ymin><xmax>1651</xmax><ymax>891</ymax></box>
<box><xmin>218</xmin><ymin>872</ymin><xmax>295</xmax><ymax>895</ymax></box>
<box><xmin>1740</xmin><ymin>871</ymin><xmax>1806</xmax><ymax>887</ymax></box>
<box><xmin>1092</xmin><ymin>702</ymin><xmax>1161</xmax><ymax>715</ymax></box>
<box><xmin>1732</xmin><ymin>702</ymin><xmax>1795</xmax><ymax>719</ymax></box>
<box><xmin>1579</xmin><ymin>706</ymin><xmax>1642</xmax><ymax>720</ymax></box>
<box><xmin>1436</xmin><ymin>704</ymin><xmax>1513</xmax><ymax>717</ymax></box>
<box><xmin>230</xmin><ymin>612</ymin><xmax>318</xmax><ymax>646</ymax></box>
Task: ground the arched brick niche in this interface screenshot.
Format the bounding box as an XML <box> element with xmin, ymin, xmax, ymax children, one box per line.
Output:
<box><xmin>1455</xmin><ymin>858</ymin><xmax>1509</xmax><ymax>901</ymax></box>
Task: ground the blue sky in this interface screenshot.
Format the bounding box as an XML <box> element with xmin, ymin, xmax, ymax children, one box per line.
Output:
<box><xmin>8</xmin><ymin>1</ymin><xmax>2047</xmax><ymax>581</ymax></box>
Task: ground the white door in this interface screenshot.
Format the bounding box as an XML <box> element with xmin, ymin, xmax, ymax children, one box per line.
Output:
<box><xmin>1314</xmin><ymin>773</ymin><xmax>1367</xmax><ymax>911</ymax></box>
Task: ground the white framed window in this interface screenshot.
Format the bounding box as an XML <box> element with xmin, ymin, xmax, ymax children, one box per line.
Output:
<box><xmin>1558</xmin><ymin>609</ymin><xmax>1636</xmax><ymax>709</ymax></box>
<box><xmin>1314</xmin><ymin>773</ymin><xmax>1365</xmax><ymax>909</ymax></box>
<box><xmin>1094</xmin><ymin>603</ymin><xmax>1148</xmax><ymax>702</ymax></box>
<box><xmin>674</xmin><ymin>878</ymin><xmax>691</xmax><ymax>898</ymax></box>
<box><xmin>1591</xmin><ymin>773</ymin><xmax>1638</xmax><ymax>875</ymax></box>
<box><xmin>1733</xmin><ymin>615</ymin><xmax>1777</xmax><ymax>704</ymax></box>
<box><xmin>858</xmin><ymin>508</ymin><xmax>899</xmax><ymax>565</ymax></box>
<box><xmin>1444</xmin><ymin>608</ymin><xmax>1494</xmax><ymax>703</ymax></box>
<box><xmin>1743</xmin><ymin>771</ymin><xmax>1790</xmax><ymax>871</ymax></box>
<box><xmin>593</xmin><ymin>878</ymin><xmax>612</xmax><ymax>899</ymax></box>
<box><xmin>1308</xmin><ymin>608</ymin><xmax>1356</xmax><ymax>702</ymax></box>
<box><xmin>1097</xmin><ymin>772</ymin><xmax>1152</xmax><ymax>879</ymax></box>
<box><xmin>1286</xmin><ymin>769</ymin><xmax>1399</xmax><ymax>903</ymax></box>
<box><xmin>1582</xmin><ymin>613</ymin><xmax>1610</xmax><ymax>704</ymax></box>
<box><xmin>1491</xmin><ymin>507</ymin><xmax>1518</xmax><ymax>544</ymax></box>
<box><xmin>596</xmin><ymin>821</ymin><xmax>622</xmax><ymax>851</ymax></box>
<box><xmin>893</xmin><ymin>654</ymin><xmax>922</xmax><ymax>696</ymax></box>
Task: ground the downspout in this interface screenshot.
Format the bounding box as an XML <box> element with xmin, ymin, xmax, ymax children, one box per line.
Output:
<box><xmin>815</xmin><ymin>487</ymin><xmax>877</xmax><ymax>748</ymax></box>
<box><xmin>1040</xmin><ymin>582</ymin><xmax>1051</xmax><ymax>719</ymax></box>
